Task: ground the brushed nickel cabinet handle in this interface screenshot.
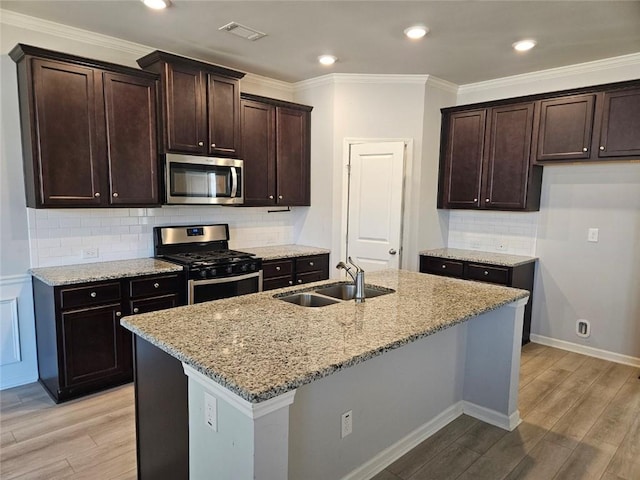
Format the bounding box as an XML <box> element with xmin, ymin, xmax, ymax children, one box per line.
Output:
<box><xmin>94</xmin><ymin>192</ymin><xmax>100</xmax><ymax>198</ymax></box>
<box><xmin>298</xmin><ymin>279</ymin><xmax>303</xmax><ymax>284</ymax></box>
<box><xmin>442</xmin><ymin>265</ymin><xmax>446</xmax><ymax>269</ymax></box>
<box><xmin>112</xmin><ymin>192</ymin><xmax>118</xmax><ymax>198</ymax></box>
<box><xmin>276</xmin><ymin>266</ymin><xmax>281</xmax><ymax>271</ymax></box>
<box><xmin>198</xmin><ymin>141</ymin><xmax>204</xmax><ymax>147</ymax></box>
<box><xmin>600</xmin><ymin>146</ymin><xmax>605</xmax><ymax>151</ymax></box>
<box><xmin>309</xmin><ymin>261</ymin><xmax>314</xmax><ymax>266</ymax></box>
<box><xmin>116</xmin><ymin>311</ymin><xmax>122</xmax><ymax>317</ymax></box>
<box><xmin>278</xmin><ymin>195</ymin><xmax>283</xmax><ymax>200</ymax></box>
<box><xmin>269</xmin><ymin>195</ymin><xmax>274</xmax><ymax>199</ymax></box>
<box><xmin>582</xmin><ymin>147</ymin><xmax>588</xmax><ymax>152</ymax></box>
<box><xmin>211</xmin><ymin>143</ymin><xmax>216</xmax><ymax>148</ymax></box>
<box><xmin>484</xmin><ymin>270</ymin><xmax>489</xmax><ymax>276</ymax></box>
<box><xmin>90</xmin><ymin>292</ymin><xmax>97</xmax><ymax>298</ymax></box>
<box><xmin>288</xmin><ymin>280</ymin><xmax>293</xmax><ymax>285</ymax></box>
<box><xmin>133</xmin><ymin>307</ymin><xmax>139</xmax><ymax>313</ymax></box>
<box><xmin>154</xmin><ymin>283</ymin><xmax>160</xmax><ymax>289</ymax></box>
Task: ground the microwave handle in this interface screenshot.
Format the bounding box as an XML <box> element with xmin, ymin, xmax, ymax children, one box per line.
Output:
<box><xmin>230</xmin><ymin>167</ymin><xmax>238</xmax><ymax>198</ymax></box>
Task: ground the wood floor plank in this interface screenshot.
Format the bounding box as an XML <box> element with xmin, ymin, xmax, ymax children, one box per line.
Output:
<box><xmin>0</xmin><ymin>390</ymin><xmax>23</xmax><ymax>409</ymax></box>
<box><xmin>386</xmin><ymin>414</ymin><xmax>478</xmax><ymax>479</ymax></box>
<box><xmin>84</xmin><ymin>405</ymin><xmax>135</xmax><ymax>446</ymax></box>
<box><xmin>525</xmin><ymin>382</ymin><xmax>588</xmax><ymax>420</ymax></box>
<box><xmin>559</xmin><ymin>356</ymin><xmax>610</xmax><ymax>391</ymax></box>
<box><xmin>517</xmin><ymin>379</ymin><xmax>557</xmax><ymax>417</ymax></box>
<box><xmin>408</xmin><ymin>443</ymin><xmax>480</xmax><ymax>480</ymax></box>
<box><xmin>1</xmin><ymin>429</ymin><xmax>17</xmax><ymax>448</ymax></box>
<box><xmin>371</xmin><ymin>469</ymin><xmax>403</xmax><ymax>480</ymax></box>
<box><xmin>455</xmin><ymin>421</ymin><xmax>507</xmax><ymax>455</ymax></box>
<box><xmin>604</xmin><ymin>414</ymin><xmax>640</xmax><ymax>480</ymax></box>
<box><xmin>552</xmin><ymin>439</ymin><xmax>617</xmax><ymax>480</ymax></box>
<box><xmin>9</xmin><ymin>459</ymin><xmax>75</xmax><ymax>480</ymax></box>
<box><xmin>64</xmin><ymin>446</ymin><xmax>136</xmax><ymax>480</ymax></box>
<box><xmin>551</xmin><ymin>351</ymin><xmax>589</xmax><ymax>373</ymax></box>
<box><xmin>503</xmin><ymin>438</ymin><xmax>572</xmax><ymax>480</ymax></box>
<box><xmin>66</xmin><ymin>437</ymin><xmax>135</xmax><ymax>473</ymax></box>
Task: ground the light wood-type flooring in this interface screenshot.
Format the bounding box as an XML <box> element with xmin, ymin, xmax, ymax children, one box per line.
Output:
<box><xmin>1</xmin><ymin>344</ymin><xmax>639</xmax><ymax>479</ymax></box>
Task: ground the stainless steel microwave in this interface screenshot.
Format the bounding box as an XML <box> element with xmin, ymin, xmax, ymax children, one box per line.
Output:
<box><xmin>165</xmin><ymin>154</ymin><xmax>244</xmax><ymax>205</ymax></box>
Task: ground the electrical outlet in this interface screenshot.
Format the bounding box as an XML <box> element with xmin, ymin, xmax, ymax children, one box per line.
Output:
<box><xmin>587</xmin><ymin>228</ymin><xmax>599</xmax><ymax>243</ymax></box>
<box><xmin>204</xmin><ymin>392</ymin><xmax>217</xmax><ymax>431</ymax></box>
<box><xmin>82</xmin><ymin>247</ymin><xmax>99</xmax><ymax>259</ymax></box>
<box><xmin>341</xmin><ymin>410</ymin><xmax>352</xmax><ymax>438</ymax></box>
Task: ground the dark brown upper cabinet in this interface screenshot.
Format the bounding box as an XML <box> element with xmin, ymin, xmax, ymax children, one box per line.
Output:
<box><xmin>240</xmin><ymin>93</ymin><xmax>312</xmax><ymax>206</ymax></box>
<box><xmin>10</xmin><ymin>44</ymin><xmax>159</xmax><ymax>208</ymax></box>
<box><xmin>137</xmin><ymin>51</ymin><xmax>244</xmax><ymax>158</ymax></box>
<box><xmin>439</xmin><ymin>102</ymin><xmax>542</xmax><ymax>211</ymax></box>
<box><xmin>597</xmin><ymin>87</ymin><xmax>640</xmax><ymax>158</ymax></box>
<box><xmin>534</xmin><ymin>94</ymin><xmax>596</xmax><ymax>162</ymax></box>
<box><xmin>533</xmin><ymin>82</ymin><xmax>640</xmax><ymax>164</ymax></box>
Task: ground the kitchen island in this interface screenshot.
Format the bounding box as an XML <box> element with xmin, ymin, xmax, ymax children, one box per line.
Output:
<box><xmin>122</xmin><ymin>269</ymin><xmax>529</xmax><ymax>480</ymax></box>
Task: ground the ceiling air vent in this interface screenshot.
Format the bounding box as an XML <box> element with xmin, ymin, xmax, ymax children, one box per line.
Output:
<box><xmin>218</xmin><ymin>22</ymin><xmax>267</xmax><ymax>41</ymax></box>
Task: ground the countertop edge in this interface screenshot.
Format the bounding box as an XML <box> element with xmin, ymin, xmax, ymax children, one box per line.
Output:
<box><xmin>420</xmin><ymin>248</ymin><xmax>538</xmax><ymax>267</ymax></box>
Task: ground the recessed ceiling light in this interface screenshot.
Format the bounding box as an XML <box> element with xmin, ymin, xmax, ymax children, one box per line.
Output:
<box><xmin>512</xmin><ymin>39</ymin><xmax>537</xmax><ymax>52</ymax></box>
<box><xmin>404</xmin><ymin>25</ymin><xmax>429</xmax><ymax>40</ymax></box>
<box><xmin>142</xmin><ymin>0</ymin><xmax>170</xmax><ymax>10</ymax></box>
<box><xmin>318</xmin><ymin>55</ymin><xmax>337</xmax><ymax>66</ymax></box>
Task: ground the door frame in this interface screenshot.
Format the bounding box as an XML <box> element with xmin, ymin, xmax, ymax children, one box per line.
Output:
<box><xmin>339</xmin><ymin>137</ymin><xmax>414</xmax><ymax>273</ymax></box>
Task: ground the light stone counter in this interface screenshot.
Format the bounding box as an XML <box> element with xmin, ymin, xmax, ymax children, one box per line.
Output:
<box><xmin>30</xmin><ymin>258</ymin><xmax>183</xmax><ymax>286</ymax></box>
<box><xmin>244</xmin><ymin>244</ymin><xmax>330</xmax><ymax>260</ymax></box>
<box><xmin>420</xmin><ymin>248</ymin><xmax>537</xmax><ymax>267</ymax></box>
<box><xmin>121</xmin><ymin>269</ymin><xmax>528</xmax><ymax>403</ymax></box>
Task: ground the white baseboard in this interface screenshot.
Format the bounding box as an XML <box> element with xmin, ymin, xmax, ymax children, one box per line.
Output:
<box><xmin>530</xmin><ymin>334</ymin><xmax>640</xmax><ymax>368</ymax></box>
<box><xmin>1</xmin><ymin>375</ymin><xmax>39</xmax><ymax>390</ymax></box>
<box><xmin>462</xmin><ymin>401</ymin><xmax>521</xmax><ymax>431</ymax></box>
<box><xmin>341</xmin><ymin>402</ymin><xmax>464</xmax><ymax>480</ymax></box>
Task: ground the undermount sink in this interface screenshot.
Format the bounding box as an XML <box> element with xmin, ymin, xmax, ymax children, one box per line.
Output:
<box><xmin>314</xmin><ymin>283</ymin><xmax>395</xmax><ymax>301</ymax></box>
<box><xmin>278</xmin><ymin>293</ymin><xmax>340</xmax><ymax>307</ymax></box>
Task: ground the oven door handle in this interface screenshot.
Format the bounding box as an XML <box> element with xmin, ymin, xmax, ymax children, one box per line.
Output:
<box><xmin>230</xmin><ymin>167</ymin><xmax>238</xmax><ymax>198</ymax></box>
<box><xmin>190</xmin><ymin>271</ymin><xmax>261</xmax><ymax>286</ymax></box>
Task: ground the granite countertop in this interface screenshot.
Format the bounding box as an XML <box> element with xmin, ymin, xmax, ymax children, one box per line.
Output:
<box><xmin>121</xmin><ymin>269</ymin><xmax>529</xmax><ymax>403</ymax></box>
<box><xmin>420</xmin><ymin>248</ymin><xmax>537</xmax><ymax>267</ymax></box>
<box><xmin>244</xmin><ymin>244</ymin><xmax>330</xmax><ymax>260</ymax></box>
<box><xmin>30</xmin><ymin>258</ymin><xmax>184</xmax><ymax>286</ymax></box>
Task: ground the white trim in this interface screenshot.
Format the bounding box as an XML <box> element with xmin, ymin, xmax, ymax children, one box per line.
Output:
<box><xmin>0</xmin><ymin>297</ymin><xmax>21</xmax><ymax>366</ymax></box>
<box><xmin>295</xmin><ymin>73</ymin><xmax>433</xmax><ymax>91</ymax></box>
<box><xmin>458</xmin><ymin>52</ymin><xmax>640</xmax><ymax>96</ymax></box>
<box><xmin>425</xmin><ymin>76</ymin><xmax>459</xmax><ymax>94</ymax></box>
<box><xmin>0</xmin><ymin>9</ymin><xmax>151</xmax><ymax>56</ymax></box>
<box><xmin>182</xmin><ymin>363</ymin><xmax>296</xmax><ymax>419</ymax></box>
<box><xmin>340</xmin><ymin>402</ymin><xmax>464</xmax><ymax>480</ymax></box>
<box><xmin>530</xmin><ymin>334</ymin><xmax>640</xmax><ymax>368</ymax></box>
<box><xmin>0</xmin><ymin>274</ymin><xmax>31</xmax><ymax>287</ymax></box>
<box><xmin>242</xmin><ymin>73</ymin><xmax>295</xmax><ymax>97</ymax></box>
<box><xmin>462</xmin><ymin>401</ymin><xmax>521</xmax><ymax>431</ymax></box>
<box><xmin>505</xmin><ymin>296</ymin><xmax>530</xmax><ymax>309</ymax></box>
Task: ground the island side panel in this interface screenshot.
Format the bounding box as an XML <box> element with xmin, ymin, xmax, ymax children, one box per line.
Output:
<box><xmin>288</xmin><ymin>323</ymin><xmax>468</xmax><ymax>480</ymax></box>
<box><xmin>462</xmin><ymin>297</ymin><xmax>528</xmax><ymax>430</ymax></box>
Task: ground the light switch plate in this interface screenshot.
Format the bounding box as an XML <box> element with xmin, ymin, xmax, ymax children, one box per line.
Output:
<box><xmin>587</xmin><ymin>228</ymin><xmax>599</xmax><ymax>243</ymax></box>
<box><xmin>204</xmin><ymin>392</ymin><xmax>217</xmax><ymax>432</ymax></box>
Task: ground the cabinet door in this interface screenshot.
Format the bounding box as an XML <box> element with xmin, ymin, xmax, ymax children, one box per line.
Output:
<box><xmin>61</xmin><ymin>304</ymin><xmax>130</xmax><ymax>387</ymax></box>
<box><xmin>441</xmin><ymin>110</ymin><xmax>485</xmax><ymax>208</ymax></box>
<box><xmin>207</xmin><ymin>74</ymin><xmax>240</xmax><ymax>157</ymax></box>
<box><xmin>276</xmin><ymin>107</ymin><xmax>310</xmax><ymax>206</ymax></box>
<box><xmin>241</xmin><ymin>99</ymin><xmax>276</xmax><ymax>205</ymax></box>
<box><xmin>536</xmin><ymin>94</ymin><xmax>595</xmax><ymax>161</ymax></box>
<box><xmin>165</xmin><ymin>63</ymin><xmax>206</xmax><ymax>154</ymax></box>
<box><xmin>103</xmin><ymin>72</ymin><xmax>159</xmax><ymax>205</ymax></box>
<box><xmin>597</xmin><ymin>88</ymin><xmax>640</xmax><ymax>158</ymax></box>
<box><xmin>483</xmin><ymin>103</ymin><xmax>534</xmax><ymax>210</ymax></box>
<box><xmin>31</xmin><ymin>59</ymin><xmax>103</xmax><ymax>206</ymax></box>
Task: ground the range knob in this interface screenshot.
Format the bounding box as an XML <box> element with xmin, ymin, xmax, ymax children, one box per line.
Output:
<box><xmin>226</xmin><ymin>266</ymin><xmax>233</xmax><ymax>274</ymax></box>
<box><xmin>250</xmin><ymin>263</ymin><xmax>257</xmax><ymax>271</ymax></box>
<box><xmin>240</xmin><ymin>264</ymin><xmax>248</xmax><ymax>272</ymax></box>
<box><xmin>199</xmin><ymin>270</ymin><xmax>207</xmax><ymax>279</ymax></box>
<box><xmin>208</xmin><ymin>268</ymin><xmax>217</xmax><ymax>278</ymax></box>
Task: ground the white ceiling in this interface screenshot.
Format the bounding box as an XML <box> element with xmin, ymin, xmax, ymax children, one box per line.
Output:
<box><xmin>2</xmin><ymin>0</ymin><xmax>640</xmax><ymax>84</ymax></box>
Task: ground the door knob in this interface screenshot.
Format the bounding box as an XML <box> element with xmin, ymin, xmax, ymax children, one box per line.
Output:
<box><xmin>389</xmin><ymin>248</ymin><xmax>397</xmax><ymax>255</ymax></box>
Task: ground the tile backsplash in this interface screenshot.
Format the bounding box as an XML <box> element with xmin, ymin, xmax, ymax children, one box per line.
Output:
<box><xmin>447</xmin><ymin>210</ymin><xmax>538</xmax><ymax>256</ymax></box>
<box><xmin>27</xmin><ymin>206</ymin><xmax>304</xmax><ymax>267</ymax></box>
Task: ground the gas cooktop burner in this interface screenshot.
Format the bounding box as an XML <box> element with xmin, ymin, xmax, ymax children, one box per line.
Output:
<box><xmin>164</xmin><ymin>250</ymin><xmax>255</xmax><ymax>266</ymax></box>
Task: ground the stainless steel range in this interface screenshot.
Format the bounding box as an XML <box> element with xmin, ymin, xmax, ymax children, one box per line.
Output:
<box><xmin>154</xmin><ymin>224</ymin><xmax>262</xmax><ymax>304</ymax></box>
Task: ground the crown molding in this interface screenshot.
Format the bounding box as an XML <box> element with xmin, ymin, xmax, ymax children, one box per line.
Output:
<box><xmin>425</xmin><ymin>76</ymin><xmax>459</xmax><ymax>94</ymax></box>
<box><xmin>242</xmin><ymin>72</ymin><xmax>295</xmax><ymax>96</ymax></box>
<box><xmin>295</xmin><ymin>73</ymin><xmax>441</xmax><ymax>92</ymax></box>
<box><xmin>458</xmin><ymin>52</ymin><xmax>640</xmax><ymax>96</ymax></box>
<box><xmin>0</xmin><ymin>9</ymin><xmax>150</xmax><ymax>56</ymax></box>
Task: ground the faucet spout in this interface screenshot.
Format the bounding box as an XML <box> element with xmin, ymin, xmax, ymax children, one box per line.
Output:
<box><xmin>339</xmin><ymin>258</ymin><xmax>365</xmax><ymax>303</ymax></box>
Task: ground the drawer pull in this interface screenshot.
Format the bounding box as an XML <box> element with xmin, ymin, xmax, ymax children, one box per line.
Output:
<box><xmin>198</xmin><ymin>141</ymin><xmax>204</xmax><ymax>147</ymax></box>
<box><xmin>154</xmin><ymin>283</ymin><xmax>160</xmax><ymax>289</ymax></box>
<box><xmin>309</xmin><ymin>261</ymin><xmax>314</xmax><ymax>266</ymax></box>
<box><xmin>90</xmin><ymin>292</ymin><xmax>97</xmax><ymax>298</ymax></box>
<box><xmin>276</xmin><ymin>266</ymin><xmax>281</xmax><ymax>271</ymax></box>
<box><xmin>582</xmin><ymin>147</ymin><xmax>588</xmax><ymax>152</ymax></box>
<box><xmin>442</xmin><ymin>265</ymin><xmax>446</xmax><ymax>269</ymax></box>
<box><xmin>289</xmin><ymin>281</ymin><xmax>293</xmax><ymax>285</ymax></box>
<box><xmin>133</xmin><ymin>307</ymin><xmax>139</xmax><ymax>313</ymax></box>
<box><xmin>484</xmin><ymin>270</ymin><xmax>489</xmax><ymax>276</ymax></box>
<box><xmin>298</xmin><ymin>279</ymin><xmax>303</xmax><ymax>284</ymax></box>
<box><xmin>116</xmin><ymin>311</ymin><xmax>122</xmax><ymax>317</ymax></box>
<box><xmin>599</xmin><ymin>145</ymin><xmax>605</xmax><ymax>151</ymax></box>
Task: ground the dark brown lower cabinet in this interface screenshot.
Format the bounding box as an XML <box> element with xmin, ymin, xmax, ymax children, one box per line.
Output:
<box><xmin>32</xmin><ymin>272</ymin><xmax>183</xmax><ymax>403</ymax></box>
<box><xmin>262</xmin><ymin>253</ymin><xmax>329</xmax><ymax>291</ymax></box>
<box><xmin>134</xmin><ymin>335</ymin><xmax>188</xmax><ymax>480</ymax></box>
<box><xmin>419</xmin><ymin>255</ymin><xmax>536</xmax><ymax>344</ymax></box>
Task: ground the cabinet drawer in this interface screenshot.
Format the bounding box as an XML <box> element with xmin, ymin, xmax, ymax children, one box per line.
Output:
<box><xmin>466</xmin><ymin>264</ymin><xmax>510</xmax><ymax>285</ymax></box>
<box><xmin>130</xmin><ymin>274</ymin><xmax>181</xmax><ymax>299</ymax></box>
<box><xmin>263</xmin><ymin>260</ymin><xmax>293</xmax><ymax>279</ymax></box>
<box><xmin>295</xmin><ymin>255</ymin><xmax>327</xmax><ymax>274</ymax></box>
<box><xmin>130</xmin><ymin>294</ymin><xmax>180</xmax><ymax>315</ymax></box>
<box><xmin>296</xmin><ymin>270</ymin><xmax>327</xmax><ymax>285</ymax></box>
<box><xmin>263</xmin><ymin>276</ymin><xmax>294</xmax><ymax>291</ymax></box>
<box><xmin>422</xmin><ymin>257</ymin><xmax>464</xmax><ymax>277</ymax></box>
<box><xmin>60</xmin><ymin>282</ymin><xmax>122</xmax><ymax>310</ymax></box>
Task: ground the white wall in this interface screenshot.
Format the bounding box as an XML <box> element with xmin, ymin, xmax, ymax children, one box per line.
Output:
<box><xmin>456</xmin><ymin>54</ymin><xmax>640</xmax><ymax>360</ymax></box>
<box><xmin>0</xmin><ymin>13</ymin><xmax>300</xmax><ymax>388</ymax></box>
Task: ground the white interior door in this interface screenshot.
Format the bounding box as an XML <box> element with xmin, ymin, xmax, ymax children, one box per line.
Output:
<box><xmin>346</xmin><ymin>141</ymin><xmax>405</xmax><ymax>271</ymax></box>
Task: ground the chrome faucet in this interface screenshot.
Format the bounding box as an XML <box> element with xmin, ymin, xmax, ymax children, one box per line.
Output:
<box><xmin>336</xmin><ymin>257</ymin><xmax>365</xmax><ymax>303</ymax></box>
